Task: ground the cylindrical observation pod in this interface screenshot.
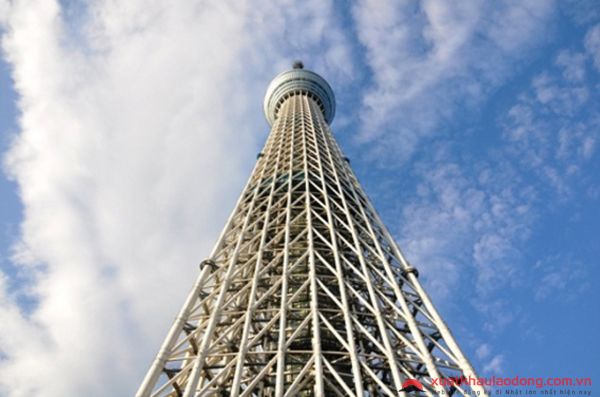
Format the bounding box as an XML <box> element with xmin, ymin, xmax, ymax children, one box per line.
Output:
<box><xmin>264</xmin><ymin>62</ymin><xmax>336</xmax><ymax>126</ymax></box>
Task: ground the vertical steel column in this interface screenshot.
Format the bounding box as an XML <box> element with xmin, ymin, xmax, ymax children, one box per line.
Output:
<box><xmin>305</xmin><ymin>97</ymin><xmax>364</xmax><ymax>396</ymax></box>
<box><xmin>135</xmin><ymin>265</ymin><xmax>211</xmax><ymax>397</ymax></box>
<box><xmin>300</xmin><ymin>95</ymin><xmax>325</xmax><ymax>396</ymax></box>
<box><xmin>274</xmin><ymin>97</ymin><xmax>297</xmax><ymax>396</ymax></box>
<box><xmin>230</xmin><ymin>99</ymin><xmax>290</xmax><ymax>396</ymax></box>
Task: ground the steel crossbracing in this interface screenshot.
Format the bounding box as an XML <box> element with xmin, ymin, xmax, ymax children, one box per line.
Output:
<box><xmin>137</xmin><ymin>67</ymin><xmax>488</xmax><ymax>397</ymax></box>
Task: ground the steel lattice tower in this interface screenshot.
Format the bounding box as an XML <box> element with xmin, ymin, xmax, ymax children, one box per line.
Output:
<box><xmin>136</xmin><ymin>63</ymin><xmax>487</xmax><ymax>397</ymax></box>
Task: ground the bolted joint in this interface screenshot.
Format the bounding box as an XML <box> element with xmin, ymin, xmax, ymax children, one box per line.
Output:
<box><xmin>182</xmin><ymin>322</ymin><xmax>197</xmax><ymax>334</ymax></box>
<box><xmin>163</xmin><ymin>367</ymin><xmax>181</xmax><ymax>377</ymax></box>
<box><xmin>199</xmin><ymin>259</ymin><xmax>218</xmax><ymax>272</ymax></box>
<box><xmin>402</xmin><ymin>266</ymin><xmax>419</xmax><ymax>278</ymax></box>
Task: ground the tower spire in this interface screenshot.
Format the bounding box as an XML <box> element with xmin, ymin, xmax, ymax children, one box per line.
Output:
<box><xmin>136</xmin><ymin>66</ymin><xmax>487</xmax><ymax>397</ymax></box>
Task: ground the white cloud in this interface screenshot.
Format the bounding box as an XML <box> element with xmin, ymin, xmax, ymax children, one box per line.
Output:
<box><xmin>562</xmin><ymin>0</ymin><xmax>600</xmax><ymax>26</ymax></box>
<box><xmin>398</xmin><ymin>161</ymin><xmax>533</xmax><ymax>301</ymax></box>
<box><xmin>396</xmin><ymin>21</ymin><xmax>598</xmax><ymax>321</ymax></box>
<box><xmin>0</xmin><ymin>0</ymin><xmax>352</xmax><ymax>395</ymax></box>
<box><xmin>351</xmin><ymin>0</ymin><xmax>555</xmax><ymax>164</ymax></box>
<box><xmin>556</xmin><ymin>50</ymin><xmax>587</xmax><ymax>82</ymax></box>
<box><xmin>502</xmin><ymin>42</ymin><xmax>599</xmax><ymax>199</ymax></box>
<box><xmin>584</xmin><ymin>23</ymin><xmax>600</xmax><ymax>72</ymax></box>
<box><xmin>534</xmin><ymin>256</ymin><xmax>590</xmax><ymax>302</ymax></box>
<box><xmin>0</xmin><ymin>1</ymin><xmax>9</xmax><ymax>26</ymax></box>
<box><xmin>483</xmin><ymin>354</ymin><xmax>504</xmax><ymax>375</ymax></box>
<box><xmin>475</xmin><ymin>343</ymin><xmax>491</xmax><ymax>360</ymax></box>
<box><xmin>532</xmin><ymin>72</ymin><xmax>589</xmax><ymax>116</ymax></box>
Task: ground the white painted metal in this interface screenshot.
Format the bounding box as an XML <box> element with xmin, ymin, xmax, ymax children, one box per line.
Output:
<box><xmin>264</xmin><ymin>67</ymin><xmax>335</xmax><ymax>125</ymax></box>
<box><xmin>136</xmin><ymin>64</ymin><xmax>488</xmax><ymax>397</ymax></box>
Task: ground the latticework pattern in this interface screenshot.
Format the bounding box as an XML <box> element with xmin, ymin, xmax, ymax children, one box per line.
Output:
<box><xmin>137</xmin><ymin>72</ymin><xmax>487</xmax><ymax>397</ymax></box>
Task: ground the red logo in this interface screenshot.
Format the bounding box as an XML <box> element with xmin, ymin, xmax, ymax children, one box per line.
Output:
<box><xmin>400</xmin><ymin>379</ymin><xmax>424</xmax><ymax>393</ymax></box>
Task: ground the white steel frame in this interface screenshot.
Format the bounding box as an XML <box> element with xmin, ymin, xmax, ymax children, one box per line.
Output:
<box><xmin>136</xmin><ymin>68</ymin><xmax>487</xmax><ymax>397</ymax></box>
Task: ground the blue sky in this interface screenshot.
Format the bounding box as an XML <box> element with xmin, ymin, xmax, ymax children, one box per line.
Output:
<box><xmin>0</xmin><ymin>0</ymin><xmax>598</xmax><ymax>395</ymax></box>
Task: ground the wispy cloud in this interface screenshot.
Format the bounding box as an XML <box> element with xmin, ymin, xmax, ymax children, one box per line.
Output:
<box><xmin>389</xmin><ymin>16</ymin><xmax>598</xmax><ymax>346</ymax></box>
<box><xmin>351</xmin><ymin>0</ymin><xmax>556</xmax><ymax>164</ymax></box>
<box><xmin>533</xmin><ymin>255</ymin><xmax>591</xmax><ymax>302</ymax></box>
<box><xmin>483</xmin><ymin>354</ymin><xmax>504</xmax><ymax>375</ymax></box>
<box><xmin>502</xmin><ymin>43</ymin><xmax>599</xmax><ymax>199</ymax></box>
<box><xmin>584</xmin><ymin>23</ymin><xmax>600</xmax><ymax>71</ymax></box>
<box><xmin>398</xmin><ymin>159</ymin><xmax>534</xmax><ymax>303</ymax></box>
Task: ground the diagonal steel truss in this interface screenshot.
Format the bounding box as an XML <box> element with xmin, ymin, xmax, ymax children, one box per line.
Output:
<box><xmin>136</xmin><ymin>70</ymin><xmax>488</xmax><ymax>397</ymax></box>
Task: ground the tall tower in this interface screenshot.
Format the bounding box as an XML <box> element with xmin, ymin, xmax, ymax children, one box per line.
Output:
<box><xmin>136</xmin><ymin>63</ymin><xmax>487</xmax><ymax>397</ymax></box>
